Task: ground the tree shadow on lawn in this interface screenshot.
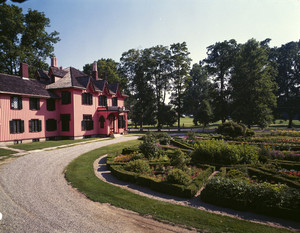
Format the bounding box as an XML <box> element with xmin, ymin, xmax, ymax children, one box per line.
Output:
<box><xmin>96</xmin><ymin>156</ymin><xmax>300</xmax><ymax>231</ymax></box>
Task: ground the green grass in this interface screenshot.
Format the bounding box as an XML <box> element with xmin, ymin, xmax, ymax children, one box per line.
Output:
<box><xmin>64</xmin><ymin>140</ymin><xmax>292</xmax><ymax>233</ymax></box>
<box><xmin>8</xmin><ymin>138</ymin><xmax>106</xmax><ymax>151</ymax></box>
<box><xmin>0</xmin><ymin>148</ymin><xmax>16</xmax><ymax>157</ymax></box>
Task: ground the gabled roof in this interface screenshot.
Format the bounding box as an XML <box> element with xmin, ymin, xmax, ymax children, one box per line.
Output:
<box><xmin>49</xmin><ymin>66</ymin><xmax>68</xmax><ymax>77</ymax></box>
<box><xmin>0</xmin><ymin>73</ymin><xmax>58</xmax><ymax>98</ymax></box>
<box><xmin>45</xmin><ymin>66</ymin><xmax>127</xmax><ymax>97</ymax></box>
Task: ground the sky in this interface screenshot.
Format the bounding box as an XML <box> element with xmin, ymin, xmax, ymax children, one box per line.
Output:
<box><xmin>14</xmin><ymin>0</ymin><xmax>300</xmax><ymax>70</ymax></box>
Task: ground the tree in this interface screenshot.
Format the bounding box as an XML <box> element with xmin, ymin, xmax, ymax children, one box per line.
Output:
<box><xmin>157</xmin><ymin>104</ymin><xmax>177</xmax><ymax>127</ymax></box>
<box><xmin>203</xmin><ymin>39</ymin><xmax>237</xmax><ymax>123</ymax></box>
<box><xmin>83</xmin><ymin>58</ymin><xmax>128</xmax><ymax>90</ymax></box>
<box><xmin>271</xmin><ymin>41</ymin><xmax>300</xmax><ymax>128</ymax></box>
<box><xmin>169</xmin><ymin>42</ymin><xmax>191</xmax><ymax>131</ymax></box>
<box><xmin>119</xmin><ymin>49</ymin><xmax>156</xmax><ymax>130</ymax></box>
<box><xmin>0</xmin><ymin>4</ymin><xmax>60</xmax><ymax>77</ymax></box>
<box><xmin>1</xmin><ymin>0</ymin><xmax>27</xmax><ymax>3</ymax></box>
<box><xmin>183</xmin><ymin>63</ymin><xmax>214</xmax><ymax>127</ymax></box>
<box><xmin>230</xmin><ymin>39</ymin><xmax>277</xmax><ymax>128</ymax></box>
<box><xmin>143</xmin><ymin>45</ymin><xmax>171</xmax><ymax>129</ymax></box>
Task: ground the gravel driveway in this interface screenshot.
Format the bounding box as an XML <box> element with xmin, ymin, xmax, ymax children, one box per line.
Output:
<box><xmin>0</xmin><ymin>136</ymin><xmax>195</xmax><ymax>233</ymax></box>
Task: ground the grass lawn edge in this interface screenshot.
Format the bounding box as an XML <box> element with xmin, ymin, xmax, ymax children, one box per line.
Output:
<box><xmin>64</xmin><ymin>139</ymin><xmax>294</xmax><ymax>233</ymax></box>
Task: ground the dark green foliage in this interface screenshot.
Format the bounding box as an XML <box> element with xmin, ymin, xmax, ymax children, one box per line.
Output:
<box><xmin>166</xmin><ymin>168</ymin><xmax>192</xmax><ymax>185</ymax></box>
<box><xmin>230</xmin><ymin>39</ymin><xmax>277</xmax><ymax>128</ymax></box>
<box><xmin>157</xmin><ymin>133</ymin><xmax>171</xmax><ymax>145</ymax></box>
<box><xmin>169</xmin><ymin>149</ymin><xmax>190</xmax><ymax>170</ymax></box>
<box><xmin>0</xmin><ymin>3</ymin><xmax>60</xmax><ymax>77</ymax></box>
<box><xmin>217</xmin><ymin>121</ymin><xmax>255</xmax><ymax>138</ymax></box>
<box><xmin>130</xmin><ymin>152</ymin><xmax>144</xmax><ymax>161</ymax></box>
<box><xmin>191</xmin><ymin>139</ymin><xmax>259</xmax><ymax>165</ymax></box>
<box><xmin>139</xmin><ymin>134</ymin><xmax>159</xmax><ymax>159</ymax></box>
<box><xmin>124</xmin><ymin>159</ymin><xmax>151</xmax><ymax>174</ymax></box>
<box><xmin>170</xmin><ymin>139</ymin><xmax>194</xmax><ymax>150</ymax></box>
<box><xmin>201</xmin><ymin>177</ymin><xmax>300</xmax><ymax>221</ymax></box>
<box><xmin>121</xmin><ymin>145</ymin><xmax>140</xmax><ymax>155</ymax></box>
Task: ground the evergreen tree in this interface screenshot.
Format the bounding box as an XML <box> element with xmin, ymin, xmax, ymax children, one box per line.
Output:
<box><xmin>230</xmin><ymin>39</ymin><xmax>277</xmax><ymax>128</ymax></box>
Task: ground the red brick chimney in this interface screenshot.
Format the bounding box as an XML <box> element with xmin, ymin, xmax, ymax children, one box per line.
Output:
<box><xmin>92</xmin><ymin>61</ymin><xmax>99</xmax><ymax>80</ymax></box>
<box><xmin>20</xmin><ymin>63</ymin><xmax>29</xmax><ymax>79</ymax></box>
<box><xmin>51</xmin><ymin>57</ymin><xmax>57</xmax><ymax>67</ymax></box>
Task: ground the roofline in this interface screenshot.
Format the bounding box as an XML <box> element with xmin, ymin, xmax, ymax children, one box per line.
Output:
<box><xmin>0</xmin><ymin>91</ymin><xmax>54</xmax><ymax>98</ymax></box>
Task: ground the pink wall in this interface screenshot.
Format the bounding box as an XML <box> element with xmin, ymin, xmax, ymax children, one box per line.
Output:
<box><xmin>0</xmin><ymin>94</ymin><xmax>59</xmax><ymax>142</ymax></box>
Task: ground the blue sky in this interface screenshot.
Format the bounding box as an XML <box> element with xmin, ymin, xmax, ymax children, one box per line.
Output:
<box><xmin>16</xmin><ymin>0</ymin><xmax>300</xmax><ymax>70</ymax></box>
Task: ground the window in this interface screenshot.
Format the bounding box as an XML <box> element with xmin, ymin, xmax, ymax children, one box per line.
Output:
<box><xmin>61</xmin><ymin>91</ymin><xmax>71</xmax><ymax>105</ymax></box>
<box><xmin>29</xmin><ymin>119</ymin><xmax>42</xmax><ymax>132</ymax></box>
<box><xmin>98</xmin><ymin>95</ymin><xmax>107</xmax><ymax>106</ymax></box>
<box><xmin>82</xmin><ymin>115</ymin><xmax>93</xmax><ymax>131</ymax></box>
<box><xmin>46</xmin><ymin>119</ymin><xmax>57</xmax><ymax>131</ymax></box>
<box><xmin>112</xmin><ymin>97</ymin><xmax>118</xmax><ymax>106</ymax></box>
<box><xmin>10</xmin><ymin>96</ymin><xmax>22</xmax><ymax>110</ymax></box>
<box><xmin>118</xmin><ymin>116</ymin><xmax>125</xmax><ymax>129</ymax></box>
<box><xmin>10</xmin><ymin>119</ymin><xmax>24</xmax><ymax>134</ymax></box>
<box><xmin>29</xmin><ymin>98</ymin><xmax>40</xmax><ymax>110</ymax></box>
<box><xmin>60</xmin><ymin>114</ymin><xmax>70</xmax><ymax>131</ymax></box>
<box><xmin>82</xmin><ymin>93</ymin><xmax>93</xmax><ymax>105</ymax></box>
<box><xmin>47</xmin><ymin>99</ymin><xmax>56</xmax><ymax>111</ymax></box>
<box><xmin>99</xmin><ymin>116</ymin><xmax>105</xmax><ymax>128</ymax></box>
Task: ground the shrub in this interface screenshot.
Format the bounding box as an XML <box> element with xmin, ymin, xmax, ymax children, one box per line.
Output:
<box><xmin>130</xmin><ymin>152</ymin><xmax>144</xmax><ymax>161</ymax></box>
<box><xmin>169</xmin><ymin>149</ymin><xmax>190</xmax><ymax>170</ymax></box>
<box><xmin>191</xmin><ymin>139</ymin><xmax>259</xmax><ymax>165</ymax></box>
<box><xmin>166</xmin><ymin>168</ymin><xmax>192</xmax><ymax>186</ymax></box>
<box><xmin>201</xmin><ymin>177</ymin><xmax>300</xmax><ymax>219</ymax></box>
<box><xmin>122</xmin><ymin>145</ymin><xmax>140</xmax><ymax>155</ymax></box>
<box><xmin>217</xmin><ymin>121</ymin><xmax>255</xmax><ymax>138</ymax></box>
<box><xmin>139</xmin><ymin>134</ymin><xmax>159</xmax><ymax>159</ymax></box>
<box><xmin>124</xmin><ymin>159</ymin><xmax>151</xmax><ymax>174</ymax></box>
<box><xmin>159</xmin><ymin>134</ymin><xmax>171</xmax><ymax>145</ymax></box>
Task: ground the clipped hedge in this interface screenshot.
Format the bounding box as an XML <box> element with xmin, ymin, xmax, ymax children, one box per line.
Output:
<box><xmin>247</xmin><ymin>167</ymin><xmax>300</xmax><ymax>189</ymax></box>
<box><xmin>170</xmin><ymin>139</ymin><xmax>194</xmax><ymax>150</ymax></box>
<box><xmin>191</xmin><ymin>139</ymin><xmax>259</xmax><ymax>165</ymax></box>
<box><xmin>109</xmin><ymin>164</ymin><xmax>214</xmax><ymax>198</ymax></box>
<box><xmin>201</xmin><ymin>177</ymin><xmax>300</xmax><ymax>222</ymax></box>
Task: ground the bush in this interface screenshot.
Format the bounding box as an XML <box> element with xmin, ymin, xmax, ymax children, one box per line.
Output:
<box><xmin>124</xmin><ymin>159</ymin><xmax>151</xmax><ymax>174</ymax></box>
<box><xmin>217</xmin><ymin>121</ymin><xmax>255</xmax><ymax>138</ymax></box>
<box><xmin>201</xmin><ymin>177</ymin><xmax>300</xmax><ymax>220</ymax></box>
<box><xmin>139</xmin><ymin>134</ymin><xmax>159</xmax><ymax>159</ymax></box>
<box><xmin>122</xmin><ymin>145</ymin><xmax>140</xmax><ymax>155</ymax></box>
<box><xmin>169</xmin><ymin>149</ymin><xmax>190</xmax><ymax>170</ymax></box>
<box><xmin>191</xmin><ymin>139</ymin><xmax>259</xmax><ymax>165</ymax></box>
<box><xmin>159</xmin><ymin>134</ymin><xmax>171</xmax><ymax>145</ymax></box>
<box><xmin>166</xmin><ymin>168</ymin><xmax>192</xmax><ymax>185</ymax></box>
<box><xmin>131</xmin><ymin>152</ymin><xmax>144</xmax><ymax>161</ymax></box>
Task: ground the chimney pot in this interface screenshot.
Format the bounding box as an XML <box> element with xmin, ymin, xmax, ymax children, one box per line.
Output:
<box><xmin>51</xmin><ymin>57</ymin><xmax>57</xmax><ymax>67</ymax></box>
<box><xmin>92</xmin><ymin>61</ymin><xmax>99</xmax><ymax>80</ymax></box>
<box><xmin>20</xmin><ymin>63</ymin><xmax>29</xmax><ymax>79</ymax></box>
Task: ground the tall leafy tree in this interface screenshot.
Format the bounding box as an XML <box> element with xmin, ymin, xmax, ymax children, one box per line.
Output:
<box><xmin>0</xmin><ymin>3</ymin><xmax>60</xmax><ymax>77</ymax></box>
<box><xmin>143</xmin><ymin>45</ymin><xmax>171</xmax><ymax>129</ymax></box>
<box><xmin>203</xmin><ymin>39</ymin><xmax>237</xmax><ymax>123</ymax></box>
<box><xmin>83</xmin><ymin>58</ymin><xmax>128</xmax><ymax>90</ymax></box>
<box><xmin>169</xmin><ymin>42</ymin><xmax>191</xmax><ymax>131</ymax></box>
<box><xmin>271</xmin><ymin>41</ymin><xmax>300</xmax><ymax>128</ymax></box>
<box><xmin>119</xmin><ymin>49</ymin><xmax>156</xmax><ymax>129</ymax></box>
<box><xmin>230</xmin><ymin>39</ymin><xmax>277</xmax><ymax>128</ymax></box>
<box><xmin>183</xmin><ymin>63</ymin><xmax>214</xmax><ymax>126</ymax></box>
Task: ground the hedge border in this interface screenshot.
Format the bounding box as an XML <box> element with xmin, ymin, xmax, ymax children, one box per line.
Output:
<box><xmin>108</xmin><ymin>162</ymin><xmax>214</xmax><ymax>198</ymax></box>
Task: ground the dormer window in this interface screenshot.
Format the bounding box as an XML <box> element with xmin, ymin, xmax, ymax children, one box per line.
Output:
<box><xmin>112</xmin><ymin>97</ymin><xmax>118</xmax><ymax>106</ymax></box>
<box><xmin>98</xmin><ymin>95</ymin><xmax>107</xmax><ymax>106</ymax></box>
<box><xmin>82</xmin><ymin>93</ymin><xmax>93</xmax><ymax>105</ymax></box>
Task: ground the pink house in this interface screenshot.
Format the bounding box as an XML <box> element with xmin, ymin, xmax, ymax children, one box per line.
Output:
<box><xmin>0</xmin><ymin>58</ymin><xmax>128</xmax><ymax>145</ymax></box>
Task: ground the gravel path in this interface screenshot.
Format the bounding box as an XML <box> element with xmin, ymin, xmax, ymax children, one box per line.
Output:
<box><xmin>0</xmin><ymin>136</ymin><xmax>195</xmax><ymax>233</ymax></box>
<box><xmin>94</xmin><ymin>156</ymin><xmax>300</xmax><ymax>232</ymax></box>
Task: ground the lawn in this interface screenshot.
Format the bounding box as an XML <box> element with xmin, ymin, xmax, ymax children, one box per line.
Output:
<box><xmin>0</xmin><ymin>148</ymin><xmax>16</xmax><ymax>157</ymax></box>
<box><xmin>8</xmin><ymin>137</ymin><xmax>108</xmax><ymax>151</ymax></box>
<box><xmin>64</xmin><ymin>140</ymin><xmax>292</xmax><ymax>233</ymax></box>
